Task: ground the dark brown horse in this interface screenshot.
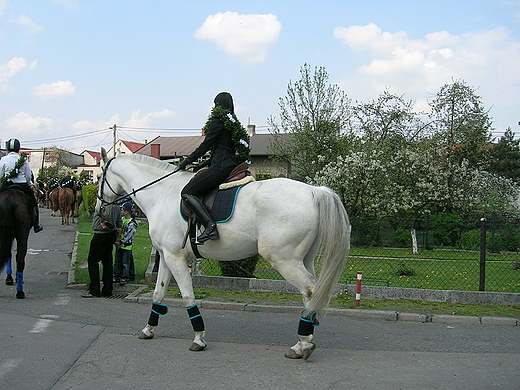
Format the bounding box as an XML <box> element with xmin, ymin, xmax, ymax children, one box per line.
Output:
<box><xmin>0</xmin><ymin>189</ymin><xmax>34</xmax><ymax>299</ymax></box>
<box><xmin>58</xmin><ymin>187</ymin><xmax>75</xmax><ymax>225</ymax></box>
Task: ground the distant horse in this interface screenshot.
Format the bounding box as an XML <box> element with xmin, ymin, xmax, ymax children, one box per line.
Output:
<box><xmin>0</xmin><ymin>189</ymin><xmax>34</xmax><ymax>299</ymax></box>
<box><xmin>34</xmin><ymin>181</ymin><xmax>47</xmax><ymax>207</ymax></box>
<box><xmin>58</xmin><ymin>187</ymin><xmax>75</xmax><ymax>225</ymax></box>
<box><xmin>48</xmin><ymin>188</ymin><xmax>60</xmax><ymax>216</ymax></box>
<box><xmin>96</xmin><ymin>149</ymin><xmax>350</xmax><ymax>359</ymax></box>
<box><xmin>74</xmin><ymin>189</ymin><xmax>83</xmax><ymax>218</ymax></box>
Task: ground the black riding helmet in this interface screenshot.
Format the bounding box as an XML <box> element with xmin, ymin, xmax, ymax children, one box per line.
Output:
<box><xmin>214</xmin><ymin>92</ymin><xmax>234</xmax><ymax>113</ymax></box>
<box><xmin>6</xmin><ymin>138</ymin><xmax>20</xmax><ymax>153</ymax></box>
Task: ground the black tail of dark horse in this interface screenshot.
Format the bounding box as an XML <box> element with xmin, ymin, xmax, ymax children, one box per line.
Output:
<box><xmin>0</xmin><ymin>193</ymin><xmax>16</xmax><ymax>272</ymax></box>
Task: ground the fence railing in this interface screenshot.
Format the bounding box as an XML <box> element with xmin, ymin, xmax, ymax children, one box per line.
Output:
<box><xmin>191</xmin><ymin>217</ymin><xmax>520</xmax><ymax>294</ymax></box>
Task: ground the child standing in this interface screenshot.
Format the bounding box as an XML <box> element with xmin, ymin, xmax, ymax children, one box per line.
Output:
<box><xmin>113</xmin><ymin>202</ymin><xmax>138</xmax><ymax>286</ymax></box>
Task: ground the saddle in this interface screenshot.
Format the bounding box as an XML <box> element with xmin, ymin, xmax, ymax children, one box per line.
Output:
<box><xmin>181</xmin><ymin>162</ymin><xmax>254</xmax><ymax>217</ymax></box>
<box><xmin>181</xmin><ymin>163</ymin><xmax>255</xmax><ymax>254</ymax></box>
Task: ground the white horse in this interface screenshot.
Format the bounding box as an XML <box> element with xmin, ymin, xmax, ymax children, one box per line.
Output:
<box><xmin>96</xmin><ymin>149</ymin><xmax>350</xmax><ymax>359</ymax></box>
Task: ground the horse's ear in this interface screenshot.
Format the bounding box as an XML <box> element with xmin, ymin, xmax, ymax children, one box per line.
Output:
<box><xmin>100</xmin><ymin>147</ymin><xmax>108</xmax><ymax>163</ymax></box>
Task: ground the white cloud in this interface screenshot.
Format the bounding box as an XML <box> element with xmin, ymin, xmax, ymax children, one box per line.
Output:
<box><xmin>33</xmin><ymin>80</ymin><xmax>75</xmax><ymax>98</ymax></box>
<box><xmin>195</xmin><ymin>11</ymin><xmax>281</xmax><ymax>62</ymax></box>
<box><xmin>11</xmin><ymin>15</ymin><xmax>44</xmax><ymax>34</ymax></box>
<box><xmin>333</xmin><ymin>23</ymin><xmax>520</xmax><ymax>109</ymax></box>
<box><xmin>124</xmin><ymin>109</ymin><xmax>176</xmax><ymax>128</ymax></box>
<box><xmin>4</xmin><ymin>112</ymin><xmax>53</xmax><ymax>135</ymax></box>
<box><xmin>1</xmin><ymin>57</ymin><xmax>37</xmax><ymax>89</ymax></box>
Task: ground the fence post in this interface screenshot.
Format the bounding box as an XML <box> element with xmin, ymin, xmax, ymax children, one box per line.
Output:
<box><xmin>479</xmin><ymin>218</ymin><xmax>487</xmax><ymax>291</ymax></box>
<box><xmin>355</xmin><ymin>272</ymin><xmax>362</xmax><ymax>308</ymax></box>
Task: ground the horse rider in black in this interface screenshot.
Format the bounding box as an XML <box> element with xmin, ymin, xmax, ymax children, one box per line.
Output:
<box><xmin>0</xmin><ymin>138</ymin><xmax>43</xmax><ymax>232</ymax></box>
<box><xmin>178</xmin><ymin>92</ymin><xmax>250</xmax><ymax>244</ymax></box>
<box><xmin>60</xmin><ymin>173</ymin><xmax>77</xmax><ymax>203</ymax></box>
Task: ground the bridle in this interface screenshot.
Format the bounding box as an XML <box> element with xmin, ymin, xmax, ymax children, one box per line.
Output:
<box><xmin>96</xmin><ymin>156</ymin><xmax>181</xmax><ymax>207</ymax></box>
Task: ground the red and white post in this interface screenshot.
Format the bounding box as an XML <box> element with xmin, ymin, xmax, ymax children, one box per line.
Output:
<box><xmin>355</xmin><ymin>271</ymin><xmax>362</xmax><ymax>308</ymax></box>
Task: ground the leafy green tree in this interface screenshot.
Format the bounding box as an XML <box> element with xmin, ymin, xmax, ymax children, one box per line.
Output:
<box><xmin>429</xmin><ymin>80</ymin><xmax>493</xmax><ymax>168</ymax></box>
<box><xmin>355</xmin><ymin>90</ymin><xmax>430</xmax><ymax>150</ymax></box>
<box><xmin>268</xmin><ymin>63</ymin><xmax>353</xmax><ymax>181</ymax></box>
<box><xmin>487</xmin><ymin>127</ymin><xmax>520</xmax><ymax>182</ymax></box>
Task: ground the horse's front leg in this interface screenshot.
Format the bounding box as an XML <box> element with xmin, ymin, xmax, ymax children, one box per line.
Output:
<box><xmin>170</xmin><ymin>258</ymin><xmax>206</xmax><ymax>351</ymax></box>
<box><xmin>5</xmin><ymin>255</ymin><xmax>13</xmax><ymax>285</ymax></box>
<box><xmin>138</xmin><ymin>255</ymin><xmax>172</xmax><ymax>340</ymax></box>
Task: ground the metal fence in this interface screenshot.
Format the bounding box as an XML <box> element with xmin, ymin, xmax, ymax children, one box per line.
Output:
<box><xmin>193</xmin><ymin>216</ymin><xmax>520</xmax><ymax>293</ymax></box>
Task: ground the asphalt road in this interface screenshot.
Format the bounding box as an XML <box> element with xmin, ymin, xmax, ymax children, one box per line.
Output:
<box><xmin>1</xmin><ymin>207</ymin><xmax>519</xmax><ymax>390</ymax></box>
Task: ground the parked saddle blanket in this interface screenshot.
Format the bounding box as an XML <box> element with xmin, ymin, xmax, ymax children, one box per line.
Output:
<box><xmin>180</xmin><ymin>185</ymin><xmax>245</xmax><ymax>224</ymax></box>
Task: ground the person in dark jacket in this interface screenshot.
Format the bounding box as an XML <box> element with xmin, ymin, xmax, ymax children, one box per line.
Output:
<box><xmin>178</xmin><ymin>92</ymin><xmax>249</xmax><ymax>244</ymax></box>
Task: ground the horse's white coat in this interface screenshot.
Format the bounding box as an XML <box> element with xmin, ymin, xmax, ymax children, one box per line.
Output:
<box><xmin>97</xmin><ymin>151</ymin><xmax>350</xmax><ymax>358</ymax></box>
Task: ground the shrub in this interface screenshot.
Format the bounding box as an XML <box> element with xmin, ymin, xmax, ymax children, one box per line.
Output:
<box><xmin>395</xmin><ymin>261</ymin><xmax>416</xmax><ymax>276</ymax></box>
<box><xmin>218</xmin><ymin>254</ymin><xmax>260</xmax><ymax>277</ymax></box>
<box><xmin>82</xmin><ymin>185</ymin><xmax>97</xmax><ymax>214</ymax></box>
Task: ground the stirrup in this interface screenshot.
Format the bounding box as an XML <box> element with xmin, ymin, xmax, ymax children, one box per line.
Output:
<box><xmin>197</xmin><ymin>223</ymin><xmax>219</xmax><ymax>244</ymax></box>
<box><xmin>34</xmin><ymin>224</ymin><xmax>43</xmax><ymax>233</ymax></box>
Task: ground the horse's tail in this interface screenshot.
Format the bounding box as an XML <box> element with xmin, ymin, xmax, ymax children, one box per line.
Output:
<box><xmin>305</xmin><ymin>186</ymin><xmax>350</xmax><ymax>317</ymax></box>
<box><xmin>0</xmin><ymin>195</ymin><xmax>15</xmax><ymax>272</ymax></box>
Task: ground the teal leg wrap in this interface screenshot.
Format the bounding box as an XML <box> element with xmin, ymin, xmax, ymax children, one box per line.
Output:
<box><xmin>187</xmin><ymin>304</ymin><xmax>205</xmax><ymax>332</ymax></box>
<box><xmin>148</xmin><ymin>302</ymin><xmax>169</xmax><ymax>327</ymax></box>
<box><xmin>298</xmin><ymin>309</ymin><xmax>319</xmax><ymax>336</ymax></box>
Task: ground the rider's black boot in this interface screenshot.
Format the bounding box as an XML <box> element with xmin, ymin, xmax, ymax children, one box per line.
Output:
<box><xmin>33</xmin><ymin>205</ymin><xmax>43</xmax><ymax>233</ymax></box>
<box><xmin>181</xmin><ymin>194</ymin><xmax>219</xmax><ymax>244</ymax></box>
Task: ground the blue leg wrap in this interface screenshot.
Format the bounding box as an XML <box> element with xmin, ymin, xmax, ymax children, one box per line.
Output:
<box><xmin>16</xmin><ymin>271</ymin><xmax>23</xmax><ymax>292</ymax></box>
<box><xmin>187</xmin><ymin>304</ymin><xmax>204</xmax><ymax>332</ymax></box>
<box><xmin>148</xmin><ymin>302</ymin><xmax>168</xmax><ymax>327</ymax></box>
<box><xmin>6</xmin><ymin>257</ymin><xmax>12</xmax><ymax>275</ymax></box>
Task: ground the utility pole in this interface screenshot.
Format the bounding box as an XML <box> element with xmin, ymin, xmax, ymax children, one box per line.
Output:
<box><xmin>110</xmin><ymin>124</ymin><xmax>117</xmax><ymax>157</ymax></box>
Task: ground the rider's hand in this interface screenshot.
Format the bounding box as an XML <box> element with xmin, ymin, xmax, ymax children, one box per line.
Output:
<box><xmin>178</xmin><ymin>158</ymin><xmax>189</xmax><ymax>170</ymax></box>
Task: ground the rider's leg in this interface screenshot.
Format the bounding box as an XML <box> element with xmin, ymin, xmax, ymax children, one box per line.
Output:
<box><xmin>181</xmin><ymin>194</ymin><xmax>219</xmax><ymax>243</ymax></box>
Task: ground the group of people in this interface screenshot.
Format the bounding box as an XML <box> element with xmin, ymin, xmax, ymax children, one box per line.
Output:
<box><xmin>82</xmin><ymin>201</ymin><xmax>138</xmax><ymax>298</ymax></box>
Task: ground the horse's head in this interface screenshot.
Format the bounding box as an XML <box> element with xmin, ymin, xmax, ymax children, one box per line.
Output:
<box><xmin>95</xmin><ymin>147</ymin><xmax>121</xmax><ymax>215</ymax></box>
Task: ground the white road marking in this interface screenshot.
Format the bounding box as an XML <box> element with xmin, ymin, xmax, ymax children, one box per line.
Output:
<box><xmin>29</xmin><ymin>318</ymin><xmax>53</xmax><ymax>333</ymax></box>
<box><xmin>0</xmin><ymin>359</ymin><xmax>22</xmax><ymax>378</ymax></box>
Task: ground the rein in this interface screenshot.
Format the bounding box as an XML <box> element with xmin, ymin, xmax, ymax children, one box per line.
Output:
<box><xmin>97</xmin><ymin>156</ymin><xmax>181</xmax><ymax>206</ymax></box>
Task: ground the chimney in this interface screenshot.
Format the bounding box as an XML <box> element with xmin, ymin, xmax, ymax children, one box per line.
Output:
<box><xmin>247</xmin><ymin>124</ymin><xmax>256</xmax><ymax>136</ymax></box>
<box><xmin>150</xmin><ymin>144</ymin><xmax>160</xmax><ymax>159</ymax></box>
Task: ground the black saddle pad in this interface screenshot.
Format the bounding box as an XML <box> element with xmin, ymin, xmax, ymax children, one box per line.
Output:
<box><xmin>180</xmin><ymin>185</ymin><xmax>243</xmax><ymax>223</ymax></box>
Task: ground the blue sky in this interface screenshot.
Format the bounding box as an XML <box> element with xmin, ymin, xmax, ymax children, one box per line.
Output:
<box><xmin>1</xmin><ymin>0</ymin><xmax>520</xmax><ymax>154</ymax></box>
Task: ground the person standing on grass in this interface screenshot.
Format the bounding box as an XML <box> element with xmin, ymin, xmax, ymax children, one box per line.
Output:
<box><xmin>113</xmin><ymin>201</ymin><xmax>138</xmax><ymax>286</ymax></box>
<box><xmin>82</xmin><ymin>204</ymin><xmax>121</xmax><ymax>298</ymax></box>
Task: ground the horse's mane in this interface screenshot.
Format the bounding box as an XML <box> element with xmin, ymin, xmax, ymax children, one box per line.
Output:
<box><xmin>115</xmin><ymin>153</ymin><xmax>177</xmax><ymax>172</ymax></box>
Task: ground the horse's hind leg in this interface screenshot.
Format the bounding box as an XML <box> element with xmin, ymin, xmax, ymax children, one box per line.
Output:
<box><xmin>15</xmin><ymin>240</ymin><xmax>27</xmax><ymax>299</ymax></box>
<box><xmin>261</xmin><ymin>251</ymin><xmax>319</xmax><ymax>360</ymax></box>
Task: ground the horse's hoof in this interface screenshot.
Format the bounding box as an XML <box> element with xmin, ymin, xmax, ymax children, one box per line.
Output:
<box><xmin>16</xmin><ymin>291</ymin><xmax>25</xmax><ymax>299</ymax></box>
<box><xmin>301</xmin><ymin>342</ymin><xmax>316</xmax><ymax>360</ymax></box>
<box><xmin>6</xmin><ymin>275</ymin><xmax>13</xmax><ymax>285</ymax></box>
<box><xmin>189</xmin><ymin>342</ymin><xmax>207</xmax><ymax>351</ymax></box>
<box><xmin>285</xmin><ymin>348</ymin><xmax>303</xmax><ymax>359</ymax></box>
<box><xmin>138</xmin><ymin>332</ymin><xmax>154</xmax><ymax>339</ymax></box>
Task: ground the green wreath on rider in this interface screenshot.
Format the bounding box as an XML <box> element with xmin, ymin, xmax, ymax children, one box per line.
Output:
<box><xmin>204</xmin><ymin>106</ymin><xmax>251</xmax><ymax>163</ymax></box>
